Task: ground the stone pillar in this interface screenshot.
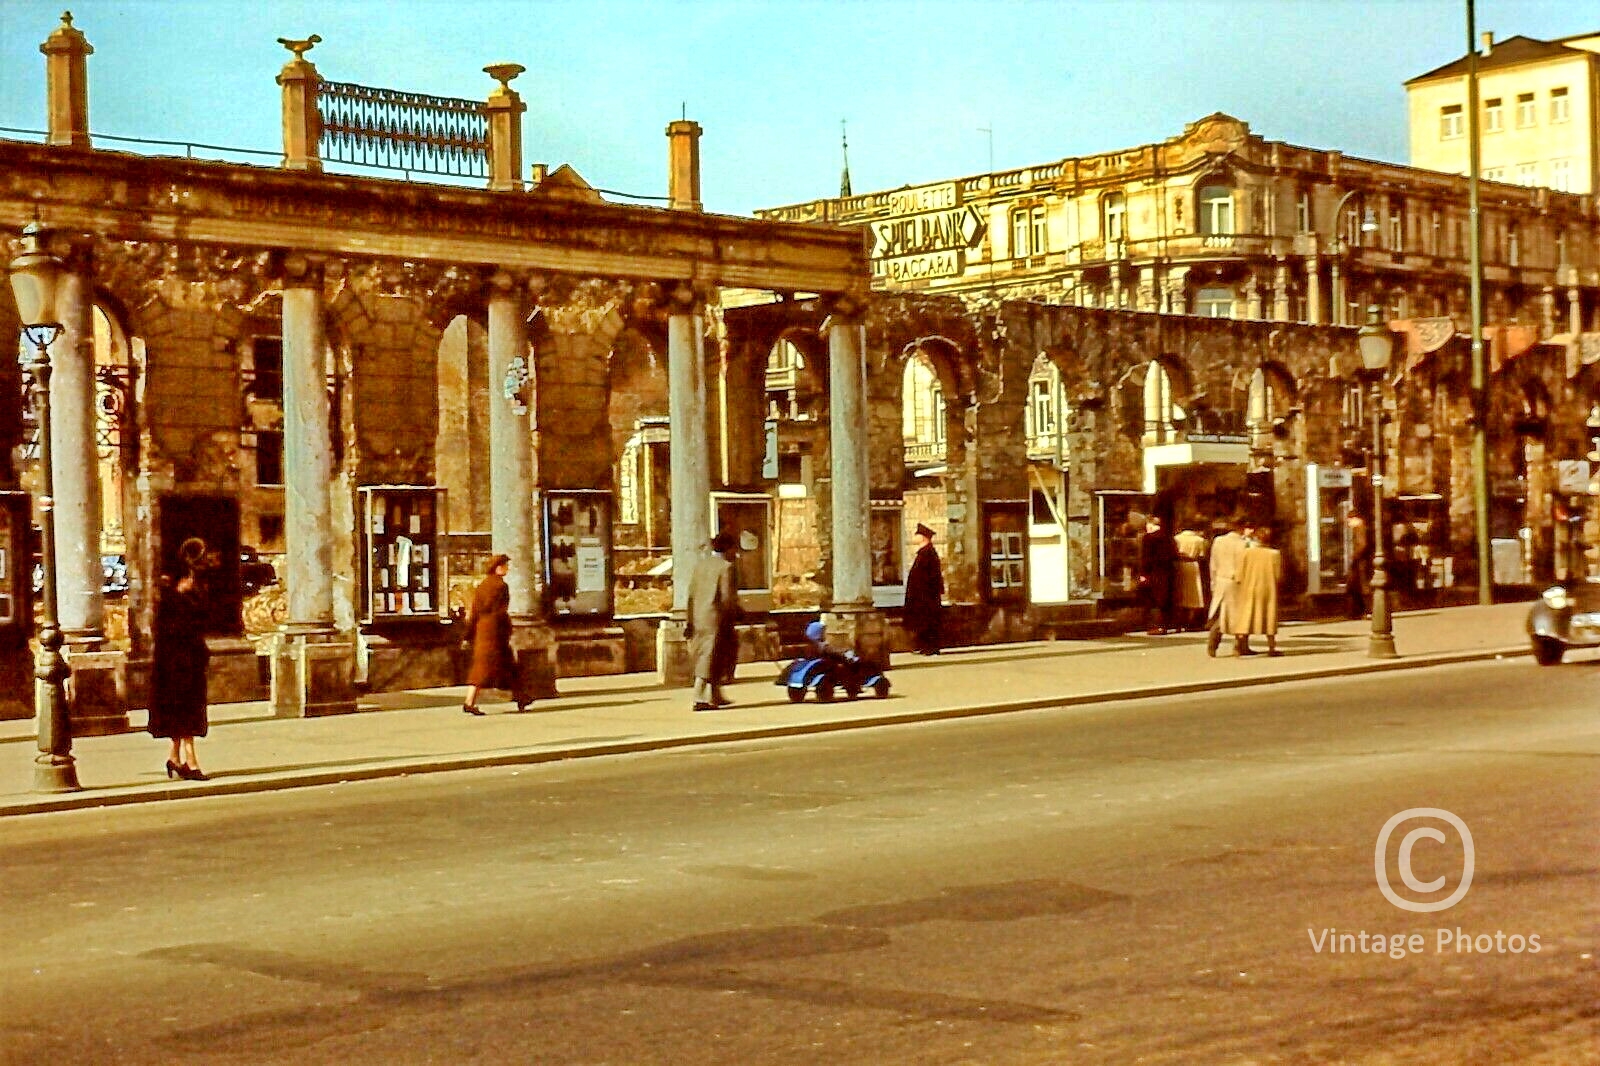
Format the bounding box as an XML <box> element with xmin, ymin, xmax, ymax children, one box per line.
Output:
<box><xmin>40</xmin><ymin>13</ymin><xmax>92</xmax><ymax>149</ymax></box>
<box><xmin>1273</xmin><ymin>261</ymin><xmax>1292</xmax><ymax>322</ymax></box>
<box><xmin>1330</xmin><ymin>259</ymin><xmax>1344</xmax><ymax>326</ymax></box>
<box><xmin>1163</xmin><ymin>268</ymin><xmax>1188</xmax><ymax>315</ymax></box>
<box><xmin>1135</xmin><ymin>267</ymin><xmax>1158</xmax><ymax>312</ymax></box>
<box><xmin>276</xmin><ymin>37</ymin><xmax>322</xmax><ymax>173</ymax></box>
<box><xmin>657</xmin><ymin>284</ymin><xmax>710</xmax><ymax>686</ymax></box>
<box><xmin>487</xmin><ymin>271</ymin><xmax>555</xmax><ymax>703</ymax></box>
<box><xmin>1305</xmin><ymin>255</ymin><xmax>1323</xmax><ymax>324</ymax></box>
<box><xmin>484</xmin><ymin>64</ymin><xmax>527</xmax><ymax>193</ymax></box>
<box><xmin>272</xmin><ymin>256</ymin><xmax>355</xmax><ymax>716</ymax></box>
<box><xmin>50</xmin><ymin>246</ymin><xmax>127</xmax><ymax>733</ymax></box>
<box><xmin>821</xmin><ymin>297</ymin><xmax>884</xmax><ymax>663</ymax></box>
<box><xmin>1244</xmin><ymin>274</ymin><xmax>1263</xmax><ymax>320</ymax></box>
<box><xmin>667</xmin><ymin>120</ymin><xmax>704</xmax><ymax>212</ymax></box>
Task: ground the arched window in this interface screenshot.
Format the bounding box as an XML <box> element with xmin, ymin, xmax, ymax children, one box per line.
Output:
<box><xmin>91</xmin><ymin>306</ymin><xmax>132</xmax><ymax>560</ymax></box>
<box><xmin>765</xmin><ymin>339</ymin><xmax>806</xmax><ymax>420</ymax></box>
<box><xmin>1143</xmin><ymin>363</ymin><xmax>1185</xmax><ymax>443</ymax></box>
<box><xmin>1103</xmin><ymin>192</ymin><xmax>1126</xmax><ymax>243</ymax></box>
<box><xmin>1024</xmin><ymin>356</ymin><xmax>1063</xmax><ymax>457</ymax></box>
<box><xmin>902</xmin><ymin>356</ymin><xmax>946</xmax><ymax>464</ymax></box>
<box><xmin>1198</xmin><ymin>185</ymin><xmax>1234</xmax><ymax>236</ymax></box>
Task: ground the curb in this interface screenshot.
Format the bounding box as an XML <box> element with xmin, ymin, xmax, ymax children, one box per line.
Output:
<box><xmin>0</xmin><ymin>644</ymin><xmax>1529</xmax><ymax>818</ymax></box>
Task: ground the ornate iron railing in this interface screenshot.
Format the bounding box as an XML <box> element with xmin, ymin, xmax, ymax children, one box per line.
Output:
<box><xmin>318</xmin><ymin>81</ymin><xmax>488</xmax><ymax>178</ymax></box>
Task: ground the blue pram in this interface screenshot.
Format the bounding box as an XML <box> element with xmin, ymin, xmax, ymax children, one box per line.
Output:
<box><xmin>777</xmin><ymin>622</ymin><xmax>891</xmax><ymax>703</ymax></box>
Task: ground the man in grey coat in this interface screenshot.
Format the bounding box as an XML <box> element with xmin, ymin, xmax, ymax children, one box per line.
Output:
<box><xmin>686</xmin><ymin>529</ymin><xmax>741</xmax><ymax>711</ymax></box>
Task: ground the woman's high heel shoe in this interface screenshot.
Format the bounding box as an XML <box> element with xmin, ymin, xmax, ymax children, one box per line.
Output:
<box><xmin>177</xmin><ymin>765</ymin><xmax>209</xmax><ymax>781</ymax></box>
<box><xmin>166</xmin><ymin>760</ymin><xmax>179</xmax><ymax>779</ymax></box>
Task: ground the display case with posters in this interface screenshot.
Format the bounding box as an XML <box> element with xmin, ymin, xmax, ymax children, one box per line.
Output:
<box><xmin>870</xmin><ymin>501</ymin><xmax>905</xmax><ymax>608</ymax></box>
<box><xmin>0</xmin><ymin>492</ymin><xmax>30</xmax><ymax>634</ymax></box>
<box><xmin>544</xmin><ymin>489</ymin><xmax>614</xmax><ymax>617</ymax></box>
<box><xmin>358</xmin><ymin>486</ymin><xmax>447</xmax><ymax>624</ymax></box>
<box><xmin>982</xmin><ymin>500</ymin><xmax>1029</xmax><ymax>604</ymax></box>
<box><xmin>1094</xmin><ymin>490</ymin><xmax>1154</xmax><ymax>598</ymax></box>
<box><xmin>711</xmin><ymin>492</ymin><xmax>773</xmax><ymax>612</ymax></box>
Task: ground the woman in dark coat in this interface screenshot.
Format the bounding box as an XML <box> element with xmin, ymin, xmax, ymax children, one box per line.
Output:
<box><xmin>903</xmin><ymin>523</ymin><xmax>945</xmax><ymax>655</ymax></box>
<box><xmin>462</xmin><ymin>554</ymin><xmax>515</xmax><ymax>715</ymax></box>
<box><xmin>150</xmin><ymin>537</ymin><xmax>211</xmax><ymax>780</ymax></box>
<box><xmin>1137</xmin><ymin>515</ymin><xmax>1176</xmax><ymax>634</ymax></box>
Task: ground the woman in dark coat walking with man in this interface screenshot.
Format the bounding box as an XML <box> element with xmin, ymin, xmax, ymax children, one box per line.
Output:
<box><xmin>150</xmin><ymin>537</ymin><xmax>212</xmax><ymax>780</ymax></box>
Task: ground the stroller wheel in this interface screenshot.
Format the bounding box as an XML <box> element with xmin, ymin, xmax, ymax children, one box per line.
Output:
<box><xmin>814</xmin><ymin>680</ymin><xmax>835</xmax><ymax>703</ymax></box>
<box><xmin>873</xmin><ymin>678</ymin><xmax>891</xmax><ymax>698</ymax></box>
<box><xmin>786</xmin><ymin>686</ymin><xmax>805</xmax><ymax>703</ymax></box>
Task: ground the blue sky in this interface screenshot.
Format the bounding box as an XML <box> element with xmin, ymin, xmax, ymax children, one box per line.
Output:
<box><xmin>0</xmin><ymin>1</ymin><xmax>1587</xmax><ymax>216</ymax></box>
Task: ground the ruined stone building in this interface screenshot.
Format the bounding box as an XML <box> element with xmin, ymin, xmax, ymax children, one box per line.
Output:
<box><xmin>3</xmin><ymin>15</ymin><xmax>1599</xmax><ymax>734</ymax></box>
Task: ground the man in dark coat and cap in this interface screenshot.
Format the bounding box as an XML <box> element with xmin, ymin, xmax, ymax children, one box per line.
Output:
<box><xmin>903</xmin><ymin>522</ymin><xmax>945</xmax><ymax>655</ymax></box>
<box><xmin>686</xmin><ymin>530</ymin><xmax>742</xmax><ymax>711</ymax></box>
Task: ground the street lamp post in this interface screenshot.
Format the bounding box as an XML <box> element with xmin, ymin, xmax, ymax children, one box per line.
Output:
<box><xmin>8</xmin><ymin>222</ymin><xmax>79</xmax><ymax>792</ymax></box>
<box><xmin>1330</xmin><ymin>191</ymin><xmax>1380</xmax><ymax>327</ymax></box>
<box><xmin>1357</xmin><ymin>304</ymin><xmax>1399</xmax><ymax>659</ymax></box>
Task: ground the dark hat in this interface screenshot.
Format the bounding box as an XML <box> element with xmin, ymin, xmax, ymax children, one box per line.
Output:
<box><xmin>710</xmin><ymin>529</ymin><xmax>738</xmax><ymax>552</ymax></box>
<box><xmin>914</xmin><ymin>523</ymin><xmax>935</xmax><ymax>539</ymax></box>
<box><xmin>486</xmin><ymin>553</ymin><xmax>511</xmax><ymax>573</ymax></box>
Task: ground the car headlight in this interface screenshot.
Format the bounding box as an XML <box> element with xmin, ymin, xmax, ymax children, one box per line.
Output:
<box><xmin>1541</xmin><ymin>586</ymin><xmax>1572</xmax><ymax>610</ymax></box>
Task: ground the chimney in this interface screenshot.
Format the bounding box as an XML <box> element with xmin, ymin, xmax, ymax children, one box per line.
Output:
<box><xmin>40</xmin><ymin>11</ymin><xmax>93</xmax><ymax>148</ymax></box>
<box><xmin>1480</xmin><ymin>31</ymin><xmax>1493</xmax><ymax>55</ymax></box>
<box><xmin>666</xmin><ymin>119</ymin><xmax>703</xmax><ymax>212</ymax></box>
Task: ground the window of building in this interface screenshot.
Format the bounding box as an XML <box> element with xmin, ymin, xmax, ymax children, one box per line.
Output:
<box><xmin>1030</xmin><ymin>206</ymin><xmax>1048</xmax><ymax>257</ymax></box>
<box><xmin>1011</xmin><ymin>209</ymin><xmax>1029</xmax><ymax>259</ymax></box>
<box><xmin>1484</xmin><ymin>97</ymin><xmax>1503</xmax><ymax>132</ymax></box>
<box><xmin>1198</xmin><ymin>185</ymin><xmax>1234</xmax><ymax>237</ymax></box>
<box><xmin>1295</xmin><ymin>190</ymin><xmax>1311</xmax><ymax>232</ymax></box>
<box><xmin>1516</xmin><ymin>92</ymin><xmax>1536</xmax><ymax>128</ymax></box>
<box><xmin>1386</xmin><ymin>201</ymin><xmax>1404</xmax><ymax>252</ymax></box>
<box><xmin>1484</xmin><ymin>166</ymin><xmax>1505</xmax><ymax>181</ymax></box>
<box><xmin>1103</xmin><ymin>192</ymin><xmax>1126</xmax><ymax>243</ymax></box>
<box><xmin>1507</xmin><ymin>223</ymin><xmax>1520</xmax><ymax>267</ymax></box>
<box><xmin>901</xmin><ymin>356</ymin><xmax>946</xmax><ymax>463</ymax></box>
<box><xmin>1440</xmin><ymin>104</ymin><xmax>1464</xmax><ymax>139</ymax></box>
<box><xmin>1515</xmin><ymin>162</ymin><xmax>1539</xmax><ymax>187</ymax></box>
<box><xmin>1195</xmin><ymin>287</ymin><xmax>1235</xmax><ymax>319</ymax></box>
<box><xmin>255</xmin><ymin>429</ymin><xmax>284</xmax><ymax>486</ymax></box>
<box><xmin>1429</xmin><ymin>207</ymin><xmax>1442</xmax><ymax>255</ymax></box>
<box><xmin>1551</xmin><ymin>86</ymin><xmax>1570</xmax><ymax>123</ymax></box>
<box><xmin>1025</xmin><ymin>358</ymin><xmax>1062</xmax><ymax>456</ymax></box>
<box><xmin>1551</xmin><ymin>158</ymin><xmax>1573</xmax><ymax>193</ymax></box>
<box><xmin>1142</xmin><ymin>363</ymin><xmax>1185</xmax><ymax>443</ymax></box>
<box><xmin>250</xmin><ymin>338</ymin><xmax>284</xmax><ymax>404</ymax></box>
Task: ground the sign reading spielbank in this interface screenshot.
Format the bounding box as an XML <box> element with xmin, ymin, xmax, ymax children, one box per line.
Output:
<box><xmin>869</xmin><ymin>181</ymin><xmax>985</xmax><ymax>283</ymax></box>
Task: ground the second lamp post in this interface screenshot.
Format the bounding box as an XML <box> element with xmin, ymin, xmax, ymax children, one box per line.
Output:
<box><xmin>1357</xmin><ymin>304</ymin><xmax>1399</xmax><ymax>659</ymax></box>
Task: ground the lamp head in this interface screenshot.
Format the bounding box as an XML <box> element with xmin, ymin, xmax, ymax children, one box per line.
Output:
<box><xmin>8</xmin><ymin>222</ymin><xmax>65</xmax><ymax>334</ymax></box>
<box><xmin>1355</xmin><ymin>304</ymin><xmax>1393</xmax><ymax>378</ymax></box>
<box><xmin>1360</xmin><ymin>208</ymin><xmax>1380</xmax><ymax>234</ymax></box>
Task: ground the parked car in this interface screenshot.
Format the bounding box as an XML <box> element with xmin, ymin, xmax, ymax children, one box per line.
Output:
<box><xmin>1526</xmin><ymin>581</ymin><xmax>1600</xmax><ymax>665</ymax></box>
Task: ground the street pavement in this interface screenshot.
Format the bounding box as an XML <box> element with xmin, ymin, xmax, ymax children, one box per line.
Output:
<box><xmin>0</xmin><ymin>602</ymin><xmax>1541</xmax><ymax>816</ymax></box>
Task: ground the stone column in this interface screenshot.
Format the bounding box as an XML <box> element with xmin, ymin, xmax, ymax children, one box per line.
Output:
<box><xmin>41</xmin><ymin>13</ymin><xmax>92</xmax><ymax>149</ymax></box>
<box><xmin>484</xmin><ymin>64</ymin><xmax>527</xmax><ymax>193</ymax></box>
<box><xmin>488</xmin><ymin>271</ymin><xmax>555</xmax><ymax>703</ymax></box>
<box><xmin>52</xmin><ymin>245</ymin><xmax>126</xmax><ymax>734</ymax></box>
<box><xmin>1273</xmin><ymin>261</ymin><xmax>1292</xmax><ymax>322</ymax></box>
<box><xmin>821</xmin><ymin>297</ymin><xmax>885</xmax><ymax>663</ymax></box>
<box><xmin>1330</xmin><ymin>259</ymin><xmax>1344</xmax><ymax>326</ymax></box>
<box><xmin>657</xmin><ymin>284</ymin><xmax>711</xmax><ymax>686</ymax></box>
<box><xmin>272</xmin><ymin>256</ymin><xmax>355</xmax><ymax>716</ymax></box>
<box><xmin>1305</xmin><ymin>255</ymin><xmax>1323</xmax><ymax>324</ymax></box>
<box><xmin>1244</xmin><ymin>275</ymin><xmax>1263</xmax><ymax>320</ymax></box>
<box><xmin>276</xmin><ymin>37</ymin><xmax>322</xmax><ymax>173</ymax></box>
<box><xmin>1163</xmin><ymin>268</ymin><xmax>1188</xmax><ymax>316</ymax></box>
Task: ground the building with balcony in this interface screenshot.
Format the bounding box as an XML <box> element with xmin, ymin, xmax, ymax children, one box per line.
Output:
<box><xmin>1407</xmin><ymin>29</ymin><xmax>1600</xmax><ymax>194</ymax></box>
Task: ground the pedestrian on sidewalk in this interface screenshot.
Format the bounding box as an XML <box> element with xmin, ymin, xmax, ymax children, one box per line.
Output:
<box><xmin>461</xmin><ymin>554</ymin><xmax>516</xmax><ymax>716</ymax></box>
<box><xmin>1345</xmin><ymin>511</ymin><xmax>1372</xmax><ymax>620</ymax></box>
<box><xmin>1232</xmin><ymin>525</ymin><xmax>1284</xmax><ymax>657</ymax></box>
<box><xmin>150</xmin><ymin>537</ymin><xmax>212</xmax><ymax>781</ymax></box>
<box><xmin>687</xmin><ymin>530</ymin><xmax>742</xmax><ymax>711</ymax></box>
<box><xmin>1206</xmin><ymin>515</ymin><xmax>1250</xmax><ymax>657</ymax></box>
<box><xmin>1172</xmin><ymin>517</ymin><xmax>1208</xmax><ymax>632</ymax></box>
<box><xmin>1137</xmin><ymin>514</ymin><xmax>1176</xmax><ymax>634</ymax></box>
<box><xmin>904</xmin><ymin>522</ymin><xmax>945</xmax><ymax>655</ymax></box>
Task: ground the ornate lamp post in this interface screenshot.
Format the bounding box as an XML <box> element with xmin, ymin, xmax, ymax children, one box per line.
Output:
<box><xmin>1357</xmin><ymin>304</ymin><xmax>1399</xmax><ymax>659</ymax></box>
<box><xmin>8</xmin><ymin>222</ymin><xmax>79</xmax><ymax>792</ymax></box>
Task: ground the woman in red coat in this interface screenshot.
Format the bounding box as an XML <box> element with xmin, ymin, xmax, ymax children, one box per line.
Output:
<box><xmin>462</xmin><ymin>554</ymin><xmax>515</xmax><ymax>715</ymax></box>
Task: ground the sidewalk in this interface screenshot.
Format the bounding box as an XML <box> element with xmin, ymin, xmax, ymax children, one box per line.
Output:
<box><xmin>0</xmin><ymin>602</ymin><xmax>1536</xmax><ymax>817</ymax></box>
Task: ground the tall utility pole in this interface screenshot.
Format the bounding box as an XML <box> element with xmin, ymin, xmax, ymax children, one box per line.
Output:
<box><xmin>1466</xmin><ymin>0</ymin><xmax>1492</xmax><ymax>604</ymax></box>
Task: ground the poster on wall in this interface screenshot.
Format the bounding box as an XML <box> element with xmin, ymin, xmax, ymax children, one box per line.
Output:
<box><xmin>544</xmin><ymin>489</ymin><xmax>613</xmax><ymax>617</ymax></box>
<box><xmin>870</xmin><ymin>501</ymin><xmax>905</xmax><ymax>607</ymax></box>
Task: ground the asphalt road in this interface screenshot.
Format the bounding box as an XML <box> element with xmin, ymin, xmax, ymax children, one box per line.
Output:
<box><xmin>1</xmin><ymin>658</ymin><xmax>1595</xmax><ymax>1065</ymax></box>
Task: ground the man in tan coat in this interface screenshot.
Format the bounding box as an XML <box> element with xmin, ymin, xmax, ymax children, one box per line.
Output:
<box><xmin>1206</xmin><ymin>516</ymin><xmax>1251</xmax><ymax>657</ymax></box>
<box><xmin>1231</xmin><ymin>525</ymin><xmax>1283</xmax><ymax>656</ymax></box>
<box><xmin>686</xmin><ymin>530</ymin><xmax>741</xmax><ymax>711</ymax></box>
